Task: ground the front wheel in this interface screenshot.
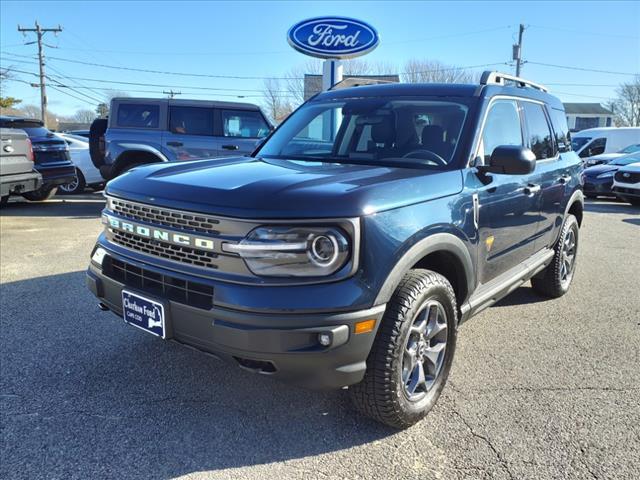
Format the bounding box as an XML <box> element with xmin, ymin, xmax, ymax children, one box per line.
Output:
<box><xmin>349</xmin><ymin>269</ymin><xmax>457</xmax><ymax>429</ymax></box>
<box><xmin>22</xmin><ymin>186</ymin><xmax>58</xmax><ymax>202</ymax></box>
<box><xmin>531</xmin><ymin>214</ymin><xmax>579</xmax><ymax>298</ymax></box>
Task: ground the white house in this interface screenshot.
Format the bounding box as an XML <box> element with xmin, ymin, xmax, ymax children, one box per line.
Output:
<box><xmin>563</xmin><ymin>103</ymin><xmax>614</xmax><ymax>132</ymax></box>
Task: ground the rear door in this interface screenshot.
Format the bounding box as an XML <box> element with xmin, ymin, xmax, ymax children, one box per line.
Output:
<box><xmin>520</xmin><ymin>101</ymin><xmax>565</xmax><ymax>252</ymax></box>
<box><xmin>163</xmin><ymin>105</ymin><xmax>219</xmax><ymax>160</ymax></box>
<box><xmin>475</xmin><ymin>99</ymin><xmax>543</xmax><ymax>284</ymax></box>
<box><xmin>214</xmin><ymin>109</ymin><xmax>271</xmax><ymax>156</ymax></box>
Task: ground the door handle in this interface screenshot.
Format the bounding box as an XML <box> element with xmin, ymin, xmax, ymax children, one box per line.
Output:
<box><xmin>524</xmin><ymin>184</ymin><xmax>541</xmax><ymax>195</ymax></box>
<box><xmin>222</xmin><ymin>144</ymin><xmax>239</xmax><ymax>151</ymax></box>
<box><xmin>167</xmin><ymin>141</ymin><xmax>183</xmax><ymax>147</ymax></box>
<box><xmin>558</xmin><ymin>175</ymin><xmax>571</xmax><ymax>185</ymax></box>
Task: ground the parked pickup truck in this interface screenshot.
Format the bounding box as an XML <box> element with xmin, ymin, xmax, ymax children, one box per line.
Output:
<box><xmin>0</xmin><ymin>117</ymin><xmax>77</xmax><ymax>201</ymax></box>
<box><xmin>0</xmin><ymin>128</ymin><xmax>42</xmax><ymax>205</ymax></box>
<box><xmin>87</xmin><ymin>72</ymin><xmax>584</xmax><ymax>428</ymax></box>
<box><xmin>89</xmin><ymin>98</ymin><xmax>272</xmax><ymax>180</ymax></box>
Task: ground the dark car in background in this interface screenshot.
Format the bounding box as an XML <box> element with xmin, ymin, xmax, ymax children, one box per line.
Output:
<box><xmin>583</xmin><ymin>152</ymin><xmax>640</xmax><ymax>198</ymax></box>
<box><xmin>0</xmin><ymin>116</ymin><xmax>77</xmax><ymax>201</ymax></box>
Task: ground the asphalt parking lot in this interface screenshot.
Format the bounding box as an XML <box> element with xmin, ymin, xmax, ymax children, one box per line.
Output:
<box><xmin>1</xmin><ymin>193</ymin><xmax>639</xmax><ymax>480</ymax></box>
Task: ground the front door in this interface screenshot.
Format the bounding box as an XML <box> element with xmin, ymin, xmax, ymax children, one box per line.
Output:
<box><xmin>163</xmin><ymin>106</ymin><xmax>219</xmax><ymax>161</ymax></box>
<box><xmin>474</xmin><ymin>99</ymin><xmax>543</xmax><ymax>284</ymax></box>
<box><xmin>215</xmin><ymin>109</ymin><xmax>271</xmax><ymax>157</ymax></box>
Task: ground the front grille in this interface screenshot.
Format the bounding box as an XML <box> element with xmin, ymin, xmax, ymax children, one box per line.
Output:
<box><xmin>111</xmin><ymin>230</ymin><xmax>218</xmax><ymax>269</ymax></box>
<box><xmin>615</xmin><ymin>171</ymin><xmax>640</xmax><ymax>183</ymax></box>
<box><xmin>104</xmin><ymin>257</ymin><xmax>213</xmax><ymax>310</ymax></box>
<box><xmin>110</xmin><ymin>198</ymin><xmax>221</xmax><ymax>235</ymax></box>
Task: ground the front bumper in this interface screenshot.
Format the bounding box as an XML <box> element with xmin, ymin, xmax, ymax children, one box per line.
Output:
<box><xmin>583</xmin><ymin>176</ymin><xmax>614</xmax><ymax>196</ymax></box>
<box><xmin>86</xmin><ymin>250</ymin><xmax>386</xmax><ymax>390</ymax></box>
<box><xmin>613</xmin><ymin>185</ymin><xmax>640</xmax><ymax>199</ymax></box>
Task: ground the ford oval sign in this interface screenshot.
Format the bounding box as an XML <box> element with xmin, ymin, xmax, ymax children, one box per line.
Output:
<box><xmin>287</xmin><ymin>17</ymin><xmax>379</xmax><ymax>59</ymax></box>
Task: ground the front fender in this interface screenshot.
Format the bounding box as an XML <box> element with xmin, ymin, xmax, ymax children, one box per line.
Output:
<box><xmin>374</xmin><ymin>232</ymin><xmax>475</xmax><ymax>307</ymax></box>
<box><xmin>113</xmin><ymin>143</ymin><xmax>170</xmax><ymax>163</ymax></box>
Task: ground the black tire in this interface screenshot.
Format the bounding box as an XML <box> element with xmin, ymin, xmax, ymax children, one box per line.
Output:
<box><xmin>89</xmin><ymin>118</ymin><xmax>108</xmax><ymax>170</ymax></box>
<box><xmin>58</xmin><ymin>168</ymin><xmax>86</xmax><ymax>195</ymax></box>
<box><xmin>349</xmin><ymin>269</ymin><xmax>457</xmax><ymax>429</ymax></box>
<box><xmin>0</xmin><ymin>195</ymin><xmax>8</xmax><ymax>207</ymax></box>
<box><xmin>89</xmin><ymin>183</ymin><xmax>105</xmax><ymax>192</ymax></box>
<box><xmin>629</xmin><ymin>198</ymin><xmax>640</xmax><ymax>206</ymax></box>
<box><xmin>22</xmin><ymin>186</ymin><xmax>58</xmax><ymax>202</ymax></box>
<box><xmin>531</xmin><ymin>214</ymin><xmax>579</xmax><ymax>298</ymax></box>
<box><xmin>116</xmin><ymin>161</ymin><xmax>146</xmax><ymax>176</ymax></box>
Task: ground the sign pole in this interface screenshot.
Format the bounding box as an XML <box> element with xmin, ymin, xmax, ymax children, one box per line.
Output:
<box><xmin>322</xmin><ymin>59</ymin><xmax>343</xmax><ymax>91</ymax></box>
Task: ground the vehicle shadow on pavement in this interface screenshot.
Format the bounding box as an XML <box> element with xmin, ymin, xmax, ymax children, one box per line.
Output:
<box><xmin>0</xmin><ymin>196</ymin><xmax>104</xmax><ymax>218</ymax></box>
<box><xmin>0</xmin><ymin>271</ymin><xmax>395</xmax><ymax>479</ymax></box>
<box><xmin>492</xmin><ymin>285</ymin><xmax>550</xmax><ymax>307</ymax></box>
<box><xmin>623</xmin><ymin>217</ymin><xmax>640</xmax><ymax>227</ymax></box>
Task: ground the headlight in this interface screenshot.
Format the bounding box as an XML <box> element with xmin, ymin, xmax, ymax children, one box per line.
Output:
<box><xmin>223</xmin><ymin>226</ymin><xmax>350</xmax><ymax>277</ymax></box>
<box><xmin>596</xmin><ymin>171</ymin><xmax>615</xmax><ymax>179</ymax></box>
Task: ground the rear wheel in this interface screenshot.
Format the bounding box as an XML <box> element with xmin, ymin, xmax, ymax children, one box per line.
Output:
<box><xmin>0</xmin><ymin>195</ymin><xmax>8</xmax><ymax>207</ymax></box>
<box><xmin>628</xmin><ymin>198</ymin><xmax>640</xmax><ymax>206</ymax></box>
<box><xmin>531</xmin><ymin>214</ymin><xmax>579</xmax><ymax>298</ymax></box>
<box><xmin>22</xmin><ymin>186</ymin><xmax>58</xmax><ymax>202</ymax></box>
<box><xmin>349</xmin><ymin>269</ymin><xmax>457</xmax><ymax>429</ymax></box>
<box><xmin>58</xmin><ymin>169</ymin><xmax>86</xmax><ymax>195</ymax></box>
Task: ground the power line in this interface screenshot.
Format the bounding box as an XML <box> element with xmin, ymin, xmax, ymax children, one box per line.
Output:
<box><xmin>47</xmin><ymin>84</ymin><xmax>98</xmax><ymax>106</ymax></box>
<box><xmin>527</xmin><ymin>61</ymin><xmax>639</xmax><ymax>76</ymax></box>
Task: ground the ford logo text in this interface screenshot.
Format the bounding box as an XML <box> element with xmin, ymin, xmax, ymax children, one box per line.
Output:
<box><xmin>287</xmin><ymin>17</ymin><xmax>379</xmax><ymax>59</ymax></box>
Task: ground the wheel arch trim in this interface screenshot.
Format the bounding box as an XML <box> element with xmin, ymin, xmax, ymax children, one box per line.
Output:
<box><xmin>374</xmin><ymin>233</ymin><xmax>474</xmax><ymax>307</ymax></box>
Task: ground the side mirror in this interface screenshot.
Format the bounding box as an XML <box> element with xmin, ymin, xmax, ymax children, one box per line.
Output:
<box><xmin>479</xmin><ymin>145</ymin><xmax>536</xmax><ymax>175</ymax></box>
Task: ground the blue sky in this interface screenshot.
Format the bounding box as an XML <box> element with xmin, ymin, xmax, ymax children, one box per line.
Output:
<box><xmin>1</xmin><ymin>0</ymin><xmax>638</xmax><ymax>117</ymax></box>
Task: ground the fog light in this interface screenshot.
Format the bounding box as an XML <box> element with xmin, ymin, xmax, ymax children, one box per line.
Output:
<box><xmin>91</xmin><ymin>247</ymin><xmax>107</xmax><ymax>266</ymax></box>
<box><xmin>318</xmin><ymin>332</ymin><xmax>332</xmax><ymax>346</ymax></box>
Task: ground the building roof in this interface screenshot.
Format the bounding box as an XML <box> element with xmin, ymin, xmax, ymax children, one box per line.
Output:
<box><xmin>563</xmin><ymin>103</ymin><xmax>613</xmax><ymax>115</ymax></box>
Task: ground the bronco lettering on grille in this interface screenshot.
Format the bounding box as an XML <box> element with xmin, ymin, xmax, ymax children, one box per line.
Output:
<box><xmin>104</xmin><ymin>214</ymin><xmax>215</xmax><ymax>251</ymax></box>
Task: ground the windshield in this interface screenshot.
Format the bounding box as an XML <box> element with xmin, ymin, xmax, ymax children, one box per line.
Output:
<box><xmin>619</xmin><ymin>143</ymin><xmax>640</xmax><ymax>154</ymax></box>
<box><xmin>571</xmin><ymin>137</ymin><xmax>592</xmax><ymax>151</ymax></box>
<box><xmin>257</xmin><ymin>98</ymin><xmax>470</xmax><ymax>169</ymax></box>
<box><xmin>611</xmin><ymin>154</ymin><xmax>640</xmax><ymax>166</ymax></box>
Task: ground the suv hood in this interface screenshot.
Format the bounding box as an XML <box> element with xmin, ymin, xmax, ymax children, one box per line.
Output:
<box><xmin>106</xmin><ymin>156</ymin><xmax>463</xmax><ymax>218</ymax></box>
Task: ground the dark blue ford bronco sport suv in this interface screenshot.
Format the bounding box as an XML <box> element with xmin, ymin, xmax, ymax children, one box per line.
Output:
<box><xmin>87</xmin><ymin>72</ymin><xmax>584</xmax><ymax>428</ymax></box>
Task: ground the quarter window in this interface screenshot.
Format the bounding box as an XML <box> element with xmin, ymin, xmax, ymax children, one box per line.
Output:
<box><xmin>116</xmin><ymin>104</ymin><xmax>159</xmax><ymax>128</ymax></box>
<box><xmin>481</xmin><ymin>100</ymin><xmax>522</xmax><ymax>163</ymax></box>
<box><xmin>221</xmin><ymin>110</ymin><xmax>270</xmax><ymax>138</ymax></box>
<box><xmin>548</xmin><ymin>108</ymin><xmax>571</xmax><ymax>153</ymax></box>
<box><xmin>522</xmin><ymin>102</ymin><xmax>555</xmax><ymax>159</ymax></box>
<box><xmin>169</xmin><ymin>106</ymin><xmax>214</xmax><ymax>136</ymax></box>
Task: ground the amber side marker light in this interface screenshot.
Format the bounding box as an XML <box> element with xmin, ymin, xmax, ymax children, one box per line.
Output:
<box><xmin>354</xmin><ymin>319</ymin><xmax>376</xmax><ymax>334</ymax></box>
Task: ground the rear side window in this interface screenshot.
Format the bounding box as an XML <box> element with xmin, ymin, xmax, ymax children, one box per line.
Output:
<box><xmin>548</xmin><ymin>109</ymin><xmax>571</xmax><ymax>152</ymax></box>
<box><xmin>481</xmin><ymin>100</ymin><xmax>522</xmax><ymax>163</ymax></box>
<box><xmin>522</xmin><ymin>102</ymin><xmax>555</xmax><ymax>159</ymax></box>
<box><xmin>221</xmin><ymin>110</ymin><xmax>270</xmax><ymax>138</ymax></box>
<box><xmin>169</xmin><ymin>106</ymin><xmax>214</xmax><ymax>136</ymax></box>
<box><xmin>116</xmin><ymin>104</ymin><xmax>159</xmax><ymax>128</ymax></box>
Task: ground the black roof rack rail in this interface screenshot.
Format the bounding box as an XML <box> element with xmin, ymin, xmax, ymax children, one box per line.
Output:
<box><xmin>480</xmin><ymin>71</ymin><xmax>548</xmax><ymax>93</ymax></box>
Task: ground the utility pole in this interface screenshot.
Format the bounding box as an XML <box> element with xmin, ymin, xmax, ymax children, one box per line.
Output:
<box><xmin>17</xmin><ymin>21</ymin><xmax>63</xmax><ymax>128</ymax></box>
<box><xmin>513</xmin><ymin>23</ymin><xmax>525</xmax><ymax>77</ymax></box>
<box><xmin>163</xmin><ymin>90</ymin><xmax>181</xmax><ymax>99</ymax></box>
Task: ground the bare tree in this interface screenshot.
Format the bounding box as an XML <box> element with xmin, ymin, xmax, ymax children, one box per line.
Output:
<box><xmin>610</xmin><ymin>76</ymin><xmax>640</xmax><ymax>127</ymax></box>
<box><xmin>72</xmin><ymin>109</ymin><xmax>97</xmax><ymax>124</ymax></box>
<box><xmin>261</xmin><ymin>78</ymin><xmax>293</xmax><ymax>124</ymax></box>
<box><xmin>401</xmin><ymin>59</ymin><xmax>476</xmax><ymax>84</ymax></box>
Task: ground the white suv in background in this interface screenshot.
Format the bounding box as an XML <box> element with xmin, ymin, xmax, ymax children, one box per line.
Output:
<box><xmin>612</xmin><ymin>162</ymin><xmax>640</xmax><ymax>206</ymax></box>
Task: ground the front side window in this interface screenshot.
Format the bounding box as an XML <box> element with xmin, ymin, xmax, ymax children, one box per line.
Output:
<box><xmin>116</xmin><ymin>104</ymin><xmax>159</xmax><ymax>128</ymax></box>
<box><xmin>169</xmin><ymin>106</ymin><xmax>214</xmax><ymax>136</ymax></box>
<box><xmin>579</xmin><ymin>137</ymin><xmax>607</xmax><ymax>158</ymax></box>
<box><xmin>221</xmin><ymin>110</ymin><xmax>270</xmax><ymax>138</ymax></box>
<box><xmin>522</xmin><ymin>102</ymin><xmax>555</xmax><ymax>159</ymax></box>
<box><xmin>480</xmin><ymin>100</ymin><xmax>522</xmax><ymax>163</ymax></box>
<box><xmin>572</xmin><ymin>137</ymin><xmax>591</xmax><ymax>151</ymax></box>
<box><xmin>257</xmin><ymin>98</ymin><xmax>470</xmax><ymax>169</ymax></box>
